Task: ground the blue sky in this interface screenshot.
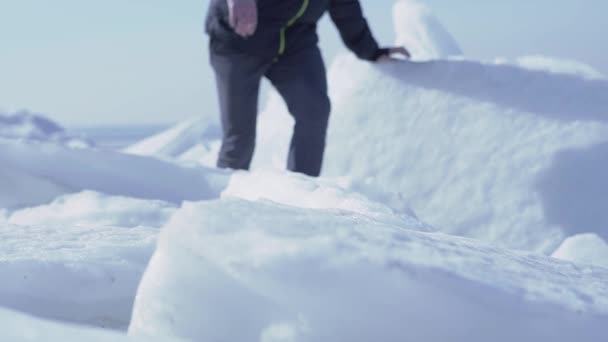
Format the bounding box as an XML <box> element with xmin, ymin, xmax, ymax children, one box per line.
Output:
<box><xmin>1</xmin><ymin>0</ymin><xmax>606</xmax><ymax>126</ymax></box>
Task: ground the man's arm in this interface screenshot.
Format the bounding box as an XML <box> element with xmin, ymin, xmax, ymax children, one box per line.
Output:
<box><xmin>329</xmin><ymin>0</ymin><xmax>410</xmax><ymax>62</ymax></box>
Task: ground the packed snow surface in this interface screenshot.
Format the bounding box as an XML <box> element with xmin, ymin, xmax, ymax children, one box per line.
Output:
<box><xmin>130</xmin><ymin>199</ymin><xmax>608</xmax><ymax>342</ymax></box>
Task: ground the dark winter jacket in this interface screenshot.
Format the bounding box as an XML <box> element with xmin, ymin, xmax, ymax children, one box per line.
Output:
<box><xmin>205</xmin><ymin>0</ymin><xmax>383</xmax><ymax>60</ymax></box>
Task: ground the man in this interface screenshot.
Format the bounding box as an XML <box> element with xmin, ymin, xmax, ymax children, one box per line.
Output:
<box><xmin>206</xmin><ymin>0</ymin><xmax>409</xmax><ymax>177</ymax></box>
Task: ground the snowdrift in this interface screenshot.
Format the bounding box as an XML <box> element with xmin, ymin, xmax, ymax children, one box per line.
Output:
<box><xmin>125</xmin><ymin>117</ymin><xmax>221</xmax><ymax>165</ymax></box>
<box><xmin>129</xmin><ymin>199</ymin><xmax>608</xmax><ymax>342</ymax></box>
<box><xmin>0</xmin><ymin>138</ymin><xmax>227</xmax><ymax>209</ymax></box>
<box><xmin>315</xmin><ymin>55</ymin><xmax>608</xmax><ymax>254</ymax></box>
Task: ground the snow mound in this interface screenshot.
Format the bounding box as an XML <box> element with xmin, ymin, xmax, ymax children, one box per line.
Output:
<box><xmin>0</xmin><ymin>111</ymin><xmax>92</xmax><ymax>148</ymax></box>
<box><xmin>0</xmin><ymin>138</ymin><xmax>229</xmax><ymax>209</ymax></box>
<box><xmin>0</xmin><ymin>222</ymin><xmax>157</xmax><ymax>329</ymax></box>
<box><xmin>222</xmin><ymin>170</ymin><xmax>429</xmax><ymax>230</ymax></box>
<box><xmin>552</xmin><ymin>234</ymin><xmax>608</xmax><ymax>268</ymax></box>
<box><xmin>392</xmin><ymin>0</ymin><xmax>462</xmax><ymax>60</ymax></box>
<box><xmin>125</xmin><ymin>117</ymin><xmax>221</xmax><ymax>166</ymax></box>
<box><xmin>0</xmin><ymin>307</ymin><xmax>179</xmax><ymax>342</ymax></box>
<box><xmin>8</xmin><ymin>191</ymin><xmax>177</xmax><ymax>228</ymax></box>
<box><xmin>130</xmin><ymin>199</ymin><xmax>608</xmax><ymax>342</ymax></box>
<box><xmin>257</xmin><ymin>53</ymin><xmax>608</xmax><ymax>253</ymax></box>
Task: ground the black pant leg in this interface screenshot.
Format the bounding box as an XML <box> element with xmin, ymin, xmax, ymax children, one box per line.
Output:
<box><xmin>265</xmin><ymin>46</ymin><xmax>331</xmax><ymax>177</ymax></box>
<box><xmin>210</xmin><ymin>51</ymin><xmax>269</xmax><ymax>170</ymax></box>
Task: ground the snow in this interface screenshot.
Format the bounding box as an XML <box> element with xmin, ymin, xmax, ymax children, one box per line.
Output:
<box><xmin>553</xmin><ymin>234</ymin><xmax>608</xmax><ymax>268</ymax></box>
<box><xmin>508</xmin><ymin>55</ymin><xmax>606</xmax><ymax>80</ymax></box>
<box><xmin>8</xmin><ymin>191</ymin><xmax>176</xmax><ymax>228</ymax></box>
<box><xmin>222</xmin><ymin>170</ymin><xmax>430</xmax><ymax>230</ymax></box>
<box><xmin>0</xmin><ymin>111</ymin><xmax>91</xmax><ymax>148</ymax></box>
<box><xmin>0</xmin><ymin>221</ymin><xmax>156</xmax><ymax>329</ymax></box>
<box><xmin>2</xmin><ymin>2</ymin><xmax>608</xmax><ymax>341</ymax></box>
<box><xmin>251</xmin><ymin>54</ymin><xmax>608</xmax><ymax>253</ymax></box>
<box><xmin>129</xmin><ymin>199</ymin><xmax>608</xmax><ymax>342</ymax></box>
<box><xmin>0</xmin><ymin>307</ymin><xmax>180</xmax><ymax>341</ymax></box>
<box><xmin>314</xmin><ymin>55</ymin><xmax>608</xmax><ymax>254</ymax></box>
<box><xmin>124</xmin><ymin>4</ymin><xmax>608</xmax><ymax>255</ymax></box>
<box><xmin>392</xmin><ymin>0</ymin><xmax>462</xmax><ymax>60</ymax></box>
<box><xmin>125</xmin><ymin>117</ymin><xmax>221</xmax><ymax>166</ymax></box>
<box><xmin>0</xmin><ymin>138</ymin><xmax>228</xmax><ymax>209</ymax></box>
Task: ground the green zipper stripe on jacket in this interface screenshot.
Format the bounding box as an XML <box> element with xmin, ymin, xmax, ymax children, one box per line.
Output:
<box><xmin>278</xmin><ymin>0</ymin><xmax>309</xmax><ymax>56</ymax></box>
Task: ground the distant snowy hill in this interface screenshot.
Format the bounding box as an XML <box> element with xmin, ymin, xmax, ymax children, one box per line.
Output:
<box><xmin>0</xmin><ymin>111</ymin><xmax>92</xmax><ymax>148</ymax></box>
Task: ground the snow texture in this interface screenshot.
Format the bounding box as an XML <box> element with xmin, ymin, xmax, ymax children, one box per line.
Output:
<box><xmin>2</xmin><ymin>2</ymin><xmax>608</xmax><ymax>340</ymax></box>
<box><xmin>0</xmin><ymin>307</ymin><xmax>180</xmax><ymax>341</ymax></box>
<box><xmin>316</xmin><ymin>55</ymin><xmax>608</xmax><ymax>254</ymax></box>
<box><xmin>0</xmin><ymin>138</ymin><xmax>228</xmax><ymax>209</ymax></box>
<box><xmin>129</xmin><ymin>199</ymin><xmax>608</xmax><ymax>342</ymax></box>
<box><xmin>126</xmin><ymin>3</ymin><xmax>608</xmax><ymax>255</ymax></box>
<box><xmin>0</xmin><ymin>221</ymin><xmax>156</xmax><ymax>329</ymax></box>
<box><xmin>553</xmin><ymin>234</ymin><xmax>608</xmax><ymax>268</ymax></box>
<box><xmin>392</xmin><ymin>0</ymin><xmax>462</xmax><ymax>60</ymax></box>
<box><xmin>251</xmin><ymin>53</ymin><xmax>608</xmax><ymax>254</ymax></box>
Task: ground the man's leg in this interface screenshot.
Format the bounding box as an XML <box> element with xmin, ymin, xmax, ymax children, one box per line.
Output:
<box><xmin>265</xmin><ymin>46</ymin><xmax>331</xmax><ymax>177</ymax></box>
<box><xmin>210</xmin><ymin>51</ymin><xmax>268</xmax><ymax>170</ymax></box>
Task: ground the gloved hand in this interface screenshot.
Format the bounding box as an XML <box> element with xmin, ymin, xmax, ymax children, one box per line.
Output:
<box><xmin>227</xmin><ymin>0</ymin><xmax>258</xmax><ymax>38</ymax></box>
<box><xmin>375</xmin><ymin>47</ymin><xmax>411</xmax><ymax>62</ymax></box>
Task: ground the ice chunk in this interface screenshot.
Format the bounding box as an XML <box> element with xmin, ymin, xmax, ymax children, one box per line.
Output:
<box><xmin>130</xmin><ymin>199</ymin><xmax>608</xmax><ymax>341</ymax></box>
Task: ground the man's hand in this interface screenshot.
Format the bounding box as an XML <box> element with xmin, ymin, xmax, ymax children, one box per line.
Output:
<box><xmin>376</xmin><ymin>47</ymin><xmax>411</xmax><ymax>62</ymax></box>
<box><xmin>227</xmin><ymin>0</ymin><xmax>258</xmax><ymax>38</ymax></box>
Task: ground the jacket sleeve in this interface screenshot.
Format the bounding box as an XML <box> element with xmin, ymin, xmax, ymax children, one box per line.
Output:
<box><xmin>329</xmin><ymin>0</ymin><xmax>383</xmax><ymax>61</ymax></box>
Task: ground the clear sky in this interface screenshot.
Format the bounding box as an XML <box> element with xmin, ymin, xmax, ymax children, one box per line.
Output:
<box><xmin>1</xmin><ymin>0</ymin><xmax>606</xmax><ymax>126</ymax></box>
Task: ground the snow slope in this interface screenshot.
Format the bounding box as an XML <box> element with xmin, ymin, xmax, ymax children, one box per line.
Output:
<box><xmin>130</xmin><ymin>199</ymin><xmax>608</xmax><ymax>342</ymax></box>
<box><xmin>316</xmin><ymin>55</ymin><xmax>608</xmax><ymax>254</ymax></box>
<box><xmin>0</xmin><ymin>307</ymin><xmax>179</xmax><ymax>342</ymax></box>
<box><xmin>2</xmin><ymin>1</ymin><xmax>607</xmax><ymax>340</ymax></box>
<box><xmin>0</xmin><ymin>221</ymin><xmax>156</xmax><ymax>329</ymax></box>
<box><xmin>0</xmin><ymin>138</ymin><xmax>228</xmax><ymax>209</ymax></box>
<box><xmin>125</xmin><ymin>117</ymin><xmax>221</xmax><ymax>166</ymax></box>
<box><xmin>0</xmin><ymin>138</ymin><xmax>423</xmax><ymax>329</ymax></box>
